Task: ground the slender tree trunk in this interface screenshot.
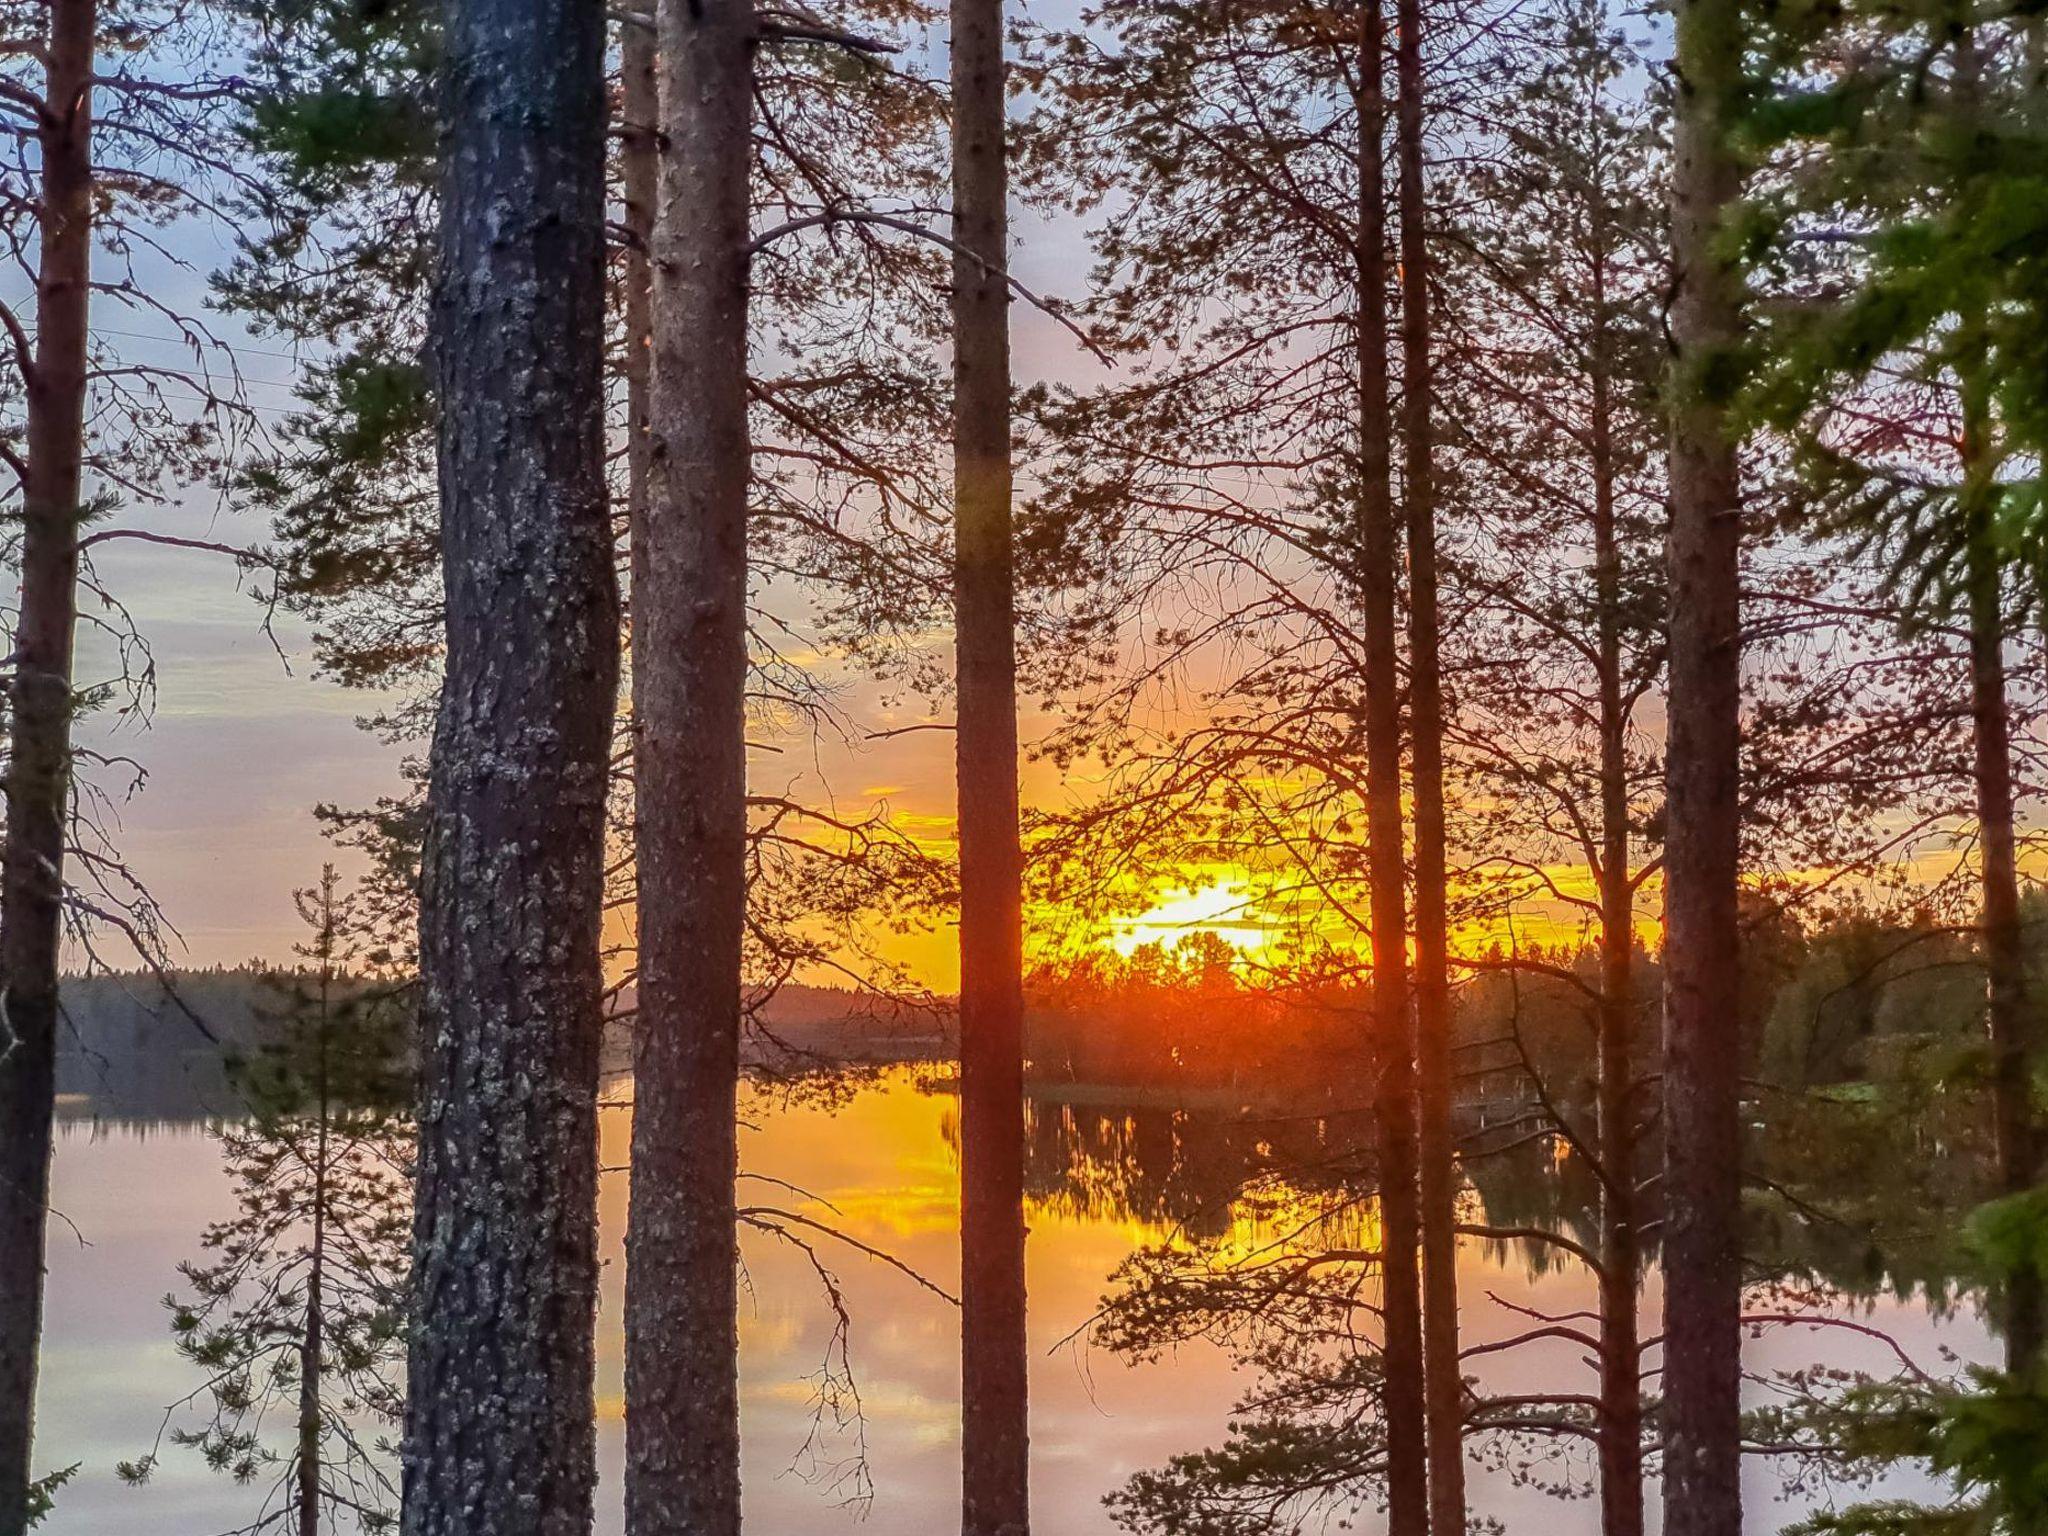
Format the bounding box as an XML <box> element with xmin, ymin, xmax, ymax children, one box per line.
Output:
<box><xmin>1395</xmin><ymin>3</ymin><xmax>1463</xmax><ymax>1525</ymax></box>
<box><xmin>0</xmin><ymin>7</ymin><xmax>93</xmax><ymax>1529</ymax></box>
<box><xmin>297</xmin><ymin>1255</ymin><xmax>322</xmax><ymax>1536</ymax></box>
<box><xmin>1660</xmin><ymin>0</ymin><xmax>1745</xmax><ymax>1524</ymax></box>
<box><xmin>402</xmin><ymin>0</ymin><xmax>616</xmax><ymax>1526</ymax></box>
<box><xmin>1592</xmin><ymin>352</ymin><xmax>1644</xmax><ymax>1536</ymax></box>
<box><xmin>1357</xmin><ymin>4</ymin><xmax>1428</xmax><ymax>1528</ymax></box>
<box><xmin>625</xmin><ymin>2</ymin><xmax>754</xmax><ymax>1533</ymax></box>
<box><xmin>299</xmin><ymin>1032</ymin><xmax>328</xmax><ymax>1536</ymax></box>
<box><xmin>1961</xmin><ymin>369</ymin><xmax>2041</xmax><ymax>1378</ymax></box>
<box><xmin>952</xmin><ymin>0</ymin><xmax>1031</xmax><ymax>1530</ymax></box>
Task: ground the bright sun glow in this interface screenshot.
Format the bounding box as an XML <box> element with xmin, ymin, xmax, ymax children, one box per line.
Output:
<box><xmin>1111</xmin><ymin>884</ymin><xmax>1269</xmax><ymax>957</ymax></box>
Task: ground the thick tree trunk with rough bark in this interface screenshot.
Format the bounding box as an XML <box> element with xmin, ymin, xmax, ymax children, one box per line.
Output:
<box><xmin>1356</xmin><ymin>5</ymin><xmax>1428</xmax><ymax>1529</ymax></box>
<box><xmin>624</xmin><ymin>1</ymin><xmax>754</xmax><ymax>1533</ymax></box>
<box><xmin>1660</xmin><ymin>0</ymin><xmax>1745</xmax><ymax>1527</ymax></box>
<box><xmin>0</xmin><ymin>6</ymin><xmax>94</xmax><ymax>1529</ymax></box>
<box><xmin>622</xmin><ymin>17</ymin><xmax>656</xmax><ymax>550</ymax></box>
<box><xmin>951</xmin><ymin>1</ymin><xmax>1031</xmax><ymax>1531</ymax></box>
<box><xmin>402</xmin><ymin>0</ymin><xmax>616</xmax><ymax>1527</ymax></box>
<box><xmin>1395</xmin><ymin>2</ymin><xmax>1463</xmax><ymax>1524</ymax></box>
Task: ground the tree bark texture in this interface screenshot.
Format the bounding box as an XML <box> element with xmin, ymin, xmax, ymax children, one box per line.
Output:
<box><xmin>403</xmin><ymin>0</ymin><xmax>616</xmax><ymax>1527</ymax></box>
<box><xmin>622</xmin><ymin>16</ymin><xmax>657</xmax><ymax>555</ymax></box>
<box><xmin>1357</xmin><ymin>4</ymin><xmax>1428</xmax><ymax>1529</ymax></box>
<box><xmin>1581</xmin><ymin>294</ymin><xmax>1646</xmax><ymax>1536</ymax></box>
<box><xmin>0</xmin><ymin>5</ymin><xmax>94</xmax><ymax>1530</ymax></box>
<box><xmin>1961</xmin><ymin>373</ymin><xmax>2041</xmax><ymax>1377</ymax></box>
<box><xmin>1947</xmin><ymin>31</ymin><xmax>2040</xmax><ymax>1377</ymax></box>
<box><xmin>1395</xmin><ymin>3</ymin><xmax>1464</xmax><ymax>1526</ymax></box>
<box><xmin>951</xmin><ymin>0</ymin><xmax>1031</xmax><ymax>1531</ymax></box>
<box><xmin>1660</xmin><ymin>0</ymin><xmax>1745</xmax><ymax>1526</ymax></box>
<box><xmin>1593</xmin><ymin>358</ymin><xmax>1644</xmax><ymax>1536</ymax></box>
<box><xmin>299</xmin><ymin>1098</ymin><xmax>327</xmax><ymax>1536</ymax></box>
<box><xmin>624</xmin><ymin>0</ymin><xmax>754</xmax><ymax>1532</ymax></box>
<box><xmin>1966</xmin><ymin>530</ymin><xmax>2039</xmax><ymax>1373</ymax></box>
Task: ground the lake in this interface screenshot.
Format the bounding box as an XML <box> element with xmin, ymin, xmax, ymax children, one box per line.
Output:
<box><xmin>38</xmin><ymin>1068</ymin><xmax>1983</xmax><ymax>1533</ymax></box>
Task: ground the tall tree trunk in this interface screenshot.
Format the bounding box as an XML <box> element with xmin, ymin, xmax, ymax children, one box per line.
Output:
<box><xmin>1660</xmin><ymin>0</ymin><xmax>1745</xmax><ymax>1524</ymax></box>
<box><xmin>402</xmin><ymin>0</ymin><xmax>616</xmax><ymax>1526</ymax></box>
<box><xmin>1950</xmin><ymin>28</ymin><xmax>2039</xmax><ymax>1381</ymax></box>
<box><xmin>622</xmin><ymin>16</ymin><xmax>656</xmax><ymax>557</ymax></box>
<box><xmin>1591</xmin><ymin>341</ymin><xmax>1644</xmax><ymax>1536</ymax></box>
<box><xmin>0</xmin><ymin>6</ymin><xmax>93</xmax><ymax>1530</ymax></box>
<box><xmin>1961</xmin><ymin>365</ymin><xmax>2040</xmax><ymax>1378</ymax></box>
<box><xmin>1357</xmin><ymin>4</ymin><xmax>1428</xmax><ymax>1528</ymax></box>
<box><xmin>952</xmin><ymin>0</ymin><xmax>1031</xmax><ymax>1531</ymax></box>
<box><xmin>625</xmin><ymin>0</ymin><xmax>754</xmax><ymax>1532</ymax></box>
<box><xmin>1966</xmin><ymin>521</ymin><xmax>2038</xmax><ymax>1374</ymax></box>
<box><xmin>299</xmin><ymin>1057</ymin><xmax>328</xmax><ymax>1536</ymax></box>
<box><xmin>297</xmin><ymin>1263</ymin><xmax>321</xmax><ymax>1536</ymax></box>
<box><xmin>1395</xmin><ymin>2</ymin><xmax>1463</xmax><ymax>1526</ymax></box>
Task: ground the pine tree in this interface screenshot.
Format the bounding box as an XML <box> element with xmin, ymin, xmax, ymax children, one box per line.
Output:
<box><xmin>1</xmin><ymin>5</ymin><xmax>255</xmax><ymax>1523</ymax></box>
<box><xmin>1029</xmin><ymin>6</ymin><xmax>1680</xmax><ymax>1527</ymax></box>
<box><xmin>121</xmin><ymin>869</ymin><xmax>411</xmax><ymax>1536</ymax></box>
<box><xmin>403</xmin><ymin>0</ymin><xmax>617</xmax><ymax>1528</ymax></box>
<box><xmin>951</xmin><ymin>0</ymin><xmax>1032</xmax><ymax>1530</ymax></box>
<box><xmin>1019</xmin><ymin>5</ymin><xmax>1547</xmax><ymax>1524</ymax></box>
<box><xmin>0</xmin><ymin>13</ymin><xmax>96</xmax><ymax>1517</ymax></box>
<box><xmin>1660</xmin><ymin>0</ymin><xmax>1751</xmax><ymax>1523</ymax></box>
<box><xmin>221</xmin><ymin>0</ymin><xmax>957</xmax><ymax>989</ymax></box>
<box><xmin>621</xmin><ymin>0</ymin><xmax>753</xmax><ymax>1529</ymax></box>
<box><xmin>1746</xmin><ymin>0</ymin><xmax>2048</xmax><ymax>1383</ymax></box>
<box><xmin>1441</xmin><ymin>8</ymin><xmax>1669</xmax><ymax>1529</ymax></box>
<box><xmin>1392</xmin><ymin>0</ymin><xmax>1464</xmax><ymax>1515</ymax></box>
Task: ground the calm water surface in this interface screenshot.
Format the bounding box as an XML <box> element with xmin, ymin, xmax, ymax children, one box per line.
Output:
<box><xmin>41</xmin><ymin>1069</ymin><xmax>1984</xmax><ymax>1533</ymax></box>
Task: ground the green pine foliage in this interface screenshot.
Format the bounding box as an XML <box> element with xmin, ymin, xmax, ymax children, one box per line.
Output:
<box><xmin>24</xmin><ymin>1465</ymin><xmax>78</xmax><ymax>1530</ymax></box>
<box><xmin>1777</xmin><ymin>1193</ymin><xmax>2048</xmax><ymax>1535</ymax></box>
<box><xmin>1743</xmin><ymin>0</ymin><xmax>2048</xmax><ymax>614</ymax></box>
<box><xmin>215</xmin><ymin>0</ymin><xmax>442</xmax><ymax>719</ymax></box>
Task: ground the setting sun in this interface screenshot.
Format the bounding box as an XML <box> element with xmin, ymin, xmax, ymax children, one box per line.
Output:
<box><xmin>1110</xmin><ymin>883</ymin><xmax>1270</xmax><ymax>958</ymax></box>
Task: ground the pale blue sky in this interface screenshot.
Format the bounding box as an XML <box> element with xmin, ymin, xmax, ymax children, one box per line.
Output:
<box><xmin>47</xmin><ymin>205</ymin><xmax>411</xmax><ymax>968</ymax></box>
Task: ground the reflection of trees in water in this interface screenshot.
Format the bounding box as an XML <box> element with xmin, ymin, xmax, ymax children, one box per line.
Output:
<box><xmin>1042</xmin><ymin>1073</ymin><xmax>2007</xmax><ymax>1534</ymax></box>
<box><xmin>1460</xmin><ymin>1138</ymin><xmax>1611</xmax><ymax>1278</ymax></box>
<box><xmin>1025</xmin><ymin>1083</ymin><xmax>1994</xmax><ymax>1297</ymax></box>
<box><xmin>1020</xmin><ymin>1091</ymin><xmax>1618</xmax><ymax>1278</ymax></box>
<box><xmin>119</xmin><ymin>873</ymin><xmax>413</xmax><ymax>1535</ymax></box>
<box><xmin>56</xmin><ymin>969</ymin><xmax>404</xmax><ymax>1125</ymax></box>
<box><xmin>1021</xmin><ymin>1098</ymin><xmax>1381</xmax><ymax>1242</ymax></box>
<box><xmin>77</xmin><ymin>1041</ymin><xmax>2001</xmax><ymax>1534</ymax></box>
<box><xmin>1752</xmin><ymin>1085</ymin><xmax>1989</xmax><ymax>1314</ymax></box>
